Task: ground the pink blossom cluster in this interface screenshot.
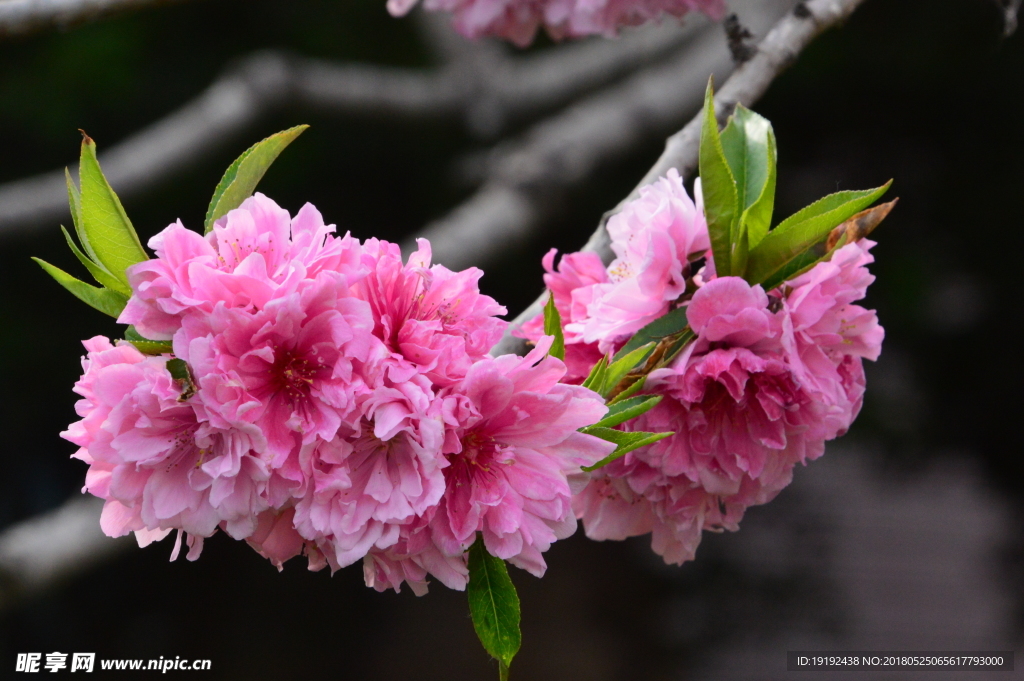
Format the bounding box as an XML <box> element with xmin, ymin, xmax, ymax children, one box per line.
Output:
<box><xmin>64</xmin><ymin>193</ymin><xmax>614</xmax><ymax>594</ymax></box>
<box><xmin>519</xmin><ymin>170</ymin><xmax>883</xmax><ymax>565</ymax></box>
<box><xmin>387</xmin><ymin>0</ymin><xmax>726</xmax><ymax>46</ymax></box>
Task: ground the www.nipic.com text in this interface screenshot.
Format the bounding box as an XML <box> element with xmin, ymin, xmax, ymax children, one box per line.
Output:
<box><xmin>16</xmin><ymin>653</ymin><xmax>212</xmax><ymax>673</ymax></box>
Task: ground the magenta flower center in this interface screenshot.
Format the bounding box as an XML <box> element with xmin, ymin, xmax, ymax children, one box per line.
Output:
<box><xmin>271</xmin><ymin>349</ymin><xmax>321</xmax><ymax>402</ymax></box>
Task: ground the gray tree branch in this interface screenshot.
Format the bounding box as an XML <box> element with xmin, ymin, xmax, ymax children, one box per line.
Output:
<box><xmin>0</xmin><ymin>19</ymin><xmax>697</xmax><ymax>237</ymax></box>
<box><xmin>0</xmin><ymin>0</ymin><xmax>197</xmax><ymax>38</ymax></box>
<box><xmin>0</xmin><ymin>496</ymin><xmax>132</xmax><ymax>609</ymax></box>
<box><xmin>490</xmin><ymin>0</ymin><xmax>869</xmax><ymax>356</ymax></box>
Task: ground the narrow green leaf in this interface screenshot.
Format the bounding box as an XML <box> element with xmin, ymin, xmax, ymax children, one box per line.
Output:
<box><xmin>123</xmin><ymin>326</ymin><xmax>147</xmax><ymax>342</ymax></box>
<box><xmin>600</xmin><ymin>342</ymin><xmax>654</xmax><ymax>397</ymax></box>
<box><xmin>205</xmin><ymin>125</ymin><xmax>309</xmax><ymax>232</ymax></box>
<box><xmin>581</xmin><ymin>428</ymin><xmax>674</xmax><ymax>472</ymax></box>
<box><xmin>698</xmin><ymin>79</ymin><xmax>740</xmax><ymax>277</ymax></box>
<box><xmin>542</xmin><ymin>295</ymin><xmax>565</xmax><ymax>361</ymax></box>
<box><xmin>581</xmin><ymin>356</ymin><xmax>608</xmax><ymax>392</ymax></box>
<box><xmin>78</xmin><ymin>134</ymin><xmax>148</xmax><ymax>287</ymax></box>
<box><xmin>468</xmin><ymin>540</ymin><xmax>521</xmax><ymax>677</ymax></box>
<box><xmin>33</xmin><ymin>258</ymin><xmax>128</xmax><ymax>318</ymax></box>
<box><xmin>582</xmin><ymin>395</ymin><xmax>662</xmax><ymax>430</ymax></box>
<box><xmin>654</xmin><ymin>328</ymin><xmax>696</xmax><ymax>371</ymax></box>
<box><xmin>745</xmin><ymin>181</ymin><xmax>891</xmax><ymax>289</ymax></box>
<box><xmin>128</xmin><ymin>339</ymin><xmax>174</xmax><ymax>355</ymax></box>
<box><xmin>762</xmin><ymin>198</ymin><xmax>899</xmax><ymax>289</ymax></box>
<box><xmin>60</xmin><ymin>226</ymin><xmax>129</xmax><ymax>294</ymax></box>
<box><xmin>125</xmin><ymin>326</ymin><xmax>173</xmax><ymax>355</ymax></box>
<box><xmin>606</xmin><ymin>375</ymin><xmax>646</xmax><ymax>405</ymax></box>
<box><xmin>613</xmin><ymin>306</ymin><xmax>689</xmax><ymax>361</ymax></box>
<box><xmin>743</xmin><ymin>123</ymin><xmax>776</xmax><ymax>249</ymax></box>
<box><xmin>720</xmin><ymin>104</ymin><xmax>776</xmax><ymax>257</ymax></box>
<box><xmin>65</xmin><ymin>168</ymin><xmax>96</xmax><ymax>264</ymax></box>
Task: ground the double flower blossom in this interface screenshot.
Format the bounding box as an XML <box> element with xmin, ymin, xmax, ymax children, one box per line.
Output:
<box><xmin>65</xmin><ymin>193</ymin><xmax>613</xmax><ymax>594</ymax></box>
<box><xmin>65</xmin><ymin>169</ymin><xmax>882</xmax><ymax>592</ymax></box>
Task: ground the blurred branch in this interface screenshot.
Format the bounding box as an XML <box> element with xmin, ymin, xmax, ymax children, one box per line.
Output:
<box><xmin>405</xmin><ymin>21</ymin><xmax>734</xmax><ymax>270</ymax></box>
<box><xmin>0</xmin><ymin>0</ymin><xmax>196</xmax><ymax>38</ymax></box>
<box><xmin>491</xmin><ymin>0</ymin><xmax>870</xmax><ymax>356</ymax></box>
<box><xmin>0</xmin><ymin>496</ymin><xmax>131</xmax><ymax>609</ymax></box>
<box><xmin>412</xmin><ymin>0</ymin><xmax>793</xmax><ymax>279</ymax></box>
<box><xmin>1001</xmin><ymin>0</ymin><xmax>1023</xmax><ymax>36</ymax></box>
<box><xmin>0</xmin><ymin>20</ymin><xmax>696</xmax><ymax>238</ymax></box>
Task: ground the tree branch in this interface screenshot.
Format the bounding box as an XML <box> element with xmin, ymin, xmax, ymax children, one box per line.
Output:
<box><xmin>0</xmin><ymin>20</ymin><xmax>696</xmax><ymax>237</ymax></box>
<box><xmin>0</xmin><ymin>0</ymin><xmax>198</xmax><ymax>38</ymax></box>
<box><xmin>0</xmin><ymin>496</ymin><xmax>131</xmax><ymax>609</ymax></box>
<box><xmin>410</xmin><ymin>0</ymin><xmax>795</xmax><ymax>273</ymax></box>
<box><xmin>490</xmin><ymin>0</ymin><xmax>869</xmax><ymax>357</ymax></box>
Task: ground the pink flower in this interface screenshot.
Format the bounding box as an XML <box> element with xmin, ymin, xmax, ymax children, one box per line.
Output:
<box><xmin>517</xmin><ymin>249</ymin><xmax>608</xmax><ymax>383</ymax></box>
<box><xmin>427</xmin><ymin>339</ymin><xmax>614</xmax><ymax>578</ymax></box>
<box><xmin>174</xmin><ymin>273</ymin><xmax>381</xmax><ymax>472</ymax></box>
<box><xmin>577</xmin><ymin>168</ymin><xmax>709</xmax><ymax>351</ymax></box>
<box><xmin>388</xmin><ymin>0</ymin><xmax>726</xmax><ymax>46</ymax></box>
<box><xmin>356</xmin><ymin>238</ymin><xmax>507</xmax><ymax>388</ymax></box>
<box><xmin>247</xmin><ymin>508</ymin><xmax>327</xmax><ymax>571</ymax></box>
<box><xmin>290</xmin><ymin>365</ymin><xmax>449</xmax><ymax>571</ymax></box>
<box><xmin>363</xmin><ymin>516</ymin><xmax>470</xmax><ymax>595</ymax></box>
<box><xmin>518</xmin><ymin>168</ymin><xmax>710</xmax><ymax>359</ymax></box>
<box><xmin>120</xmin><ymin>194</ymin><xmax>364</xmax><ymax>340</ymax></box>
<box><xmin>576</xmin><ymin>270</ymin><xmax>880</xmax><ymax>565</ymax></box>
<box><xmin>522</xmin><ymin>169</ymin><xmax>884</xmax><ymax>566</ymax></box>
<box><xmin>63</xmin><ymin>337</ymin><xmax>271</xmax><ymax>554</ymax></box>
<box><xmin>781</xmin><ymin>239</ymin><xmax>884</xmax><ymax>412</ymax></box>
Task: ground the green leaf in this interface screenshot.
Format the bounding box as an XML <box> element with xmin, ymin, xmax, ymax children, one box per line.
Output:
<box><xmin>600</xmin><ymin>342</ymin><xmax>654</xmax><ymax>397</ymax></box>
<box><xmin>746</xmin><ymin>181</ymin><xmax>891</xmax><ymax>290</ymax></box>
<box><xmin>699</xmin><ymin>79</ymin><xmax>740</xmax><ymax>277</ymax></box>
<box><xmin>33</xmin><ymin>258</ymin><xmax>128</xmax><ymax>318</ymax></box>
<box><xmin>78</xmin><ymin>134</ymin><xmax>148</xmax><ymax>288</ymax></box>
<box><xmin>581</xmin><ymin>356</ymin><xmax>608</xmax><ymax>392</ymax></box>
<box><xmin>542</xmin><ymin>294</ymin><xmax>565</xmax><ymax>361</ymax></box>
<box><xmin>124</xmin><ymin>326</ymin><xmax>173</xmax><ymax>355</ymax></box>
<box><xmin>60</xmin><ymin>226</ymin><xmax>129</xmax><ymax>294</ymax></box>
<box><xmin>720</xmin><ymin>104</ymin><xmax>777</xmax><ymax>254</ymax></box>
<box><xmin>654</xmin><ymin>328</ymin><xmax>695</xmax><ymax>371</ymax></box>
<box><xmin>468</xmin><ymin>540</ymin><xmax>521</xmax><ymax>680</ymax></box>
<box><xmin>583</xmin><ymin>395</ymin><xmax>662</xmax><ymax>430</ymax></box>
<box><xmin>613</xmin><ymin>306</ymin><xmax>689</xmax><ymax>361</ymax></box>
<box><xmin>606</xmin><ymin>375</ymin><xmax>646</xmax><ymax>405</ymax></box>
<box><xmin>765</xmin><ymin>198</ymin><xmax>899</xmax><ymax>288</ymax></box>
<box><xmin>205</xmin><ymin>125</ymin><xmax>309</xmax><ymax>232</ymax></box>
<box><xmin>127</xmin><ymin>340</ymin><xmax>173</xmax><ymax>355</ymax></box>
<box><xmin>65</xmin><ymin>168</ymin><xmax>95</xmax><ymax>262</ymax></box>
<box><xmin>166</xmin><ymin>358</ymin><xmax>197</xmax><ymax>401</ymax></box>
<box><xmin>581</xmin><ymin>428</ymin><xmax>674</xmax><ymax>472</ymax></box>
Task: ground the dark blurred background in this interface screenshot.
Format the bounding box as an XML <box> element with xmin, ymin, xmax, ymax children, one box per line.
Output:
<box><xmin>0</xmin><ymin>0</ymin><xmax>1021</xmax><ymax>678</ymax></box>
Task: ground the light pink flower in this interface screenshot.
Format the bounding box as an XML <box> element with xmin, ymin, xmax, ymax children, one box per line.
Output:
<box><xmin>63</xmin><ymin>337</ymin><xmax>271</xmax><ymax>555</ymax></box>
<box><xmin>120</xmin><ymin>193</ymin><xmax>364</xmax><ymax>340</ymax></box>
<box><xmin>388</xmin><ymin>0</ymin><xmax>726</xmax><ymax>46</ymax></box>
<box><xmin>356</xmin><ymin>238</ymin><xmax>507</xmax><ymax>388</ymax></box>
<box><xmin>517</xmin><ymin>249</ymin><xmax>608</xmax><ymax>383</ymax></box>
<box><xmin>518</xmin><ymin>168</ymin><xmax>709</xmax><ymax>358</ymax></box>
<box><xmin>427</xmin><ymin>339</ymin><xmax>614</xmax><ymax>578</ymax></box>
